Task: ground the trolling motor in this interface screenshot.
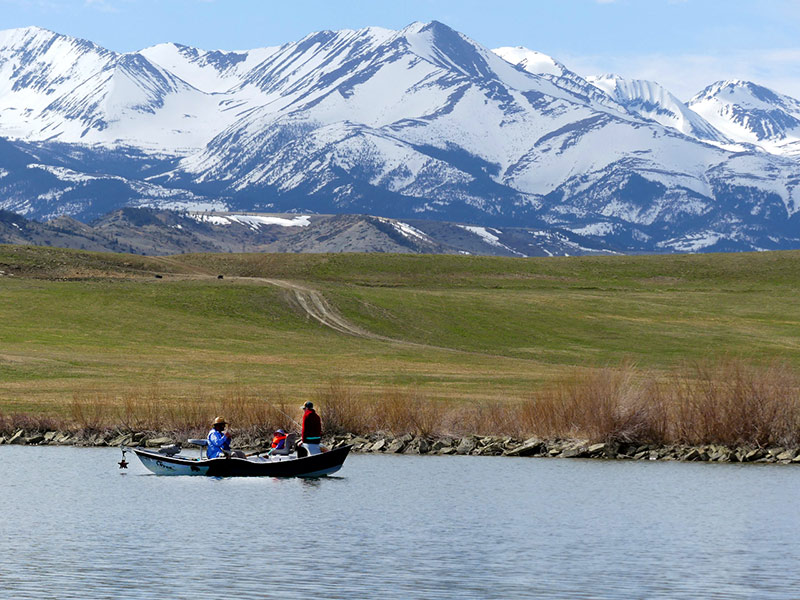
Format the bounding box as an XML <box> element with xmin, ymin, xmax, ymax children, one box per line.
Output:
<box><xmin>118</xmin><ymin>448</ymin><xmax>129</xmax><ymax>470</ymax></box>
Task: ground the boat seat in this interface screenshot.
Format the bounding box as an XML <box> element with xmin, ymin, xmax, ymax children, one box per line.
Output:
<box><xmin>187</xmin><ymin>438</ymin><xmax>208</xmax><ymax>459</ymax></box>
<box><xmin>158</xmin><ymin>444</ymin><xmax>181</xmax><ymax>456</ymax></box>
<box><xmin>271</xmin><ymin>432</ymin><xmax>297</xmax><ymax>456</ymax></box>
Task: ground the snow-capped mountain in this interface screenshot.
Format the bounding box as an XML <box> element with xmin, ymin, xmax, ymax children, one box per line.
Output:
<box><xmin>0</xmin><ymin>26</ymin><xmax>264</xmax><ymax>153</ymax></box>
<box><xmin>585</xmin><ymin>74</ymin><xmax>731</xmax><ymax>145</ymax></box>
<box><xmin>492</xmin><ymin>46</ymin><xmax>568</xmax><ymax>77</ymax></box>
<box><xmin>493</xmin><ymin>46</ymin><xmax>622</xmax><ymax>111</ymax></box>
<box><xmin>688</xmin><ymin>80</ymin><xmax>800</xmax><ymax>158</ymax></box>
<box><xmin>0</xmin><ymin>23</ymin><xmax>799</xmax><ymax>253</ymax></box>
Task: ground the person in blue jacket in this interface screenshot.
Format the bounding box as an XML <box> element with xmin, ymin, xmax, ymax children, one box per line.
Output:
<box><xmin>207</xmin><ymin>417</ymin><xmax>244</xmax><ymax>459</ymax></box>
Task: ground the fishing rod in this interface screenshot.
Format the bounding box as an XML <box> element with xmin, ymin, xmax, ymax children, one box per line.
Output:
<box><xmin>246</xmin><ymin>408</ymin><xmax>303</xmax><ymax>458</ymax></box>
<box><xmin>276</xmin><ymin>407</ymin><xmax>303</xmax><ymax>430</ymax></box>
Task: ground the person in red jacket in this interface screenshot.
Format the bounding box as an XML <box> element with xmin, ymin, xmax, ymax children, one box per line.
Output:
<box><xmin>300</xmin><ymin>401</ymin><xmax>322</xmax><ymax>456</ymax></box>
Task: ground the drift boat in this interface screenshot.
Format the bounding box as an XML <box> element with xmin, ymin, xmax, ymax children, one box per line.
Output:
<box><xmin>127</xmin><ymin>438</ymin><xmax>351</xmax><ymax>478</ymax></box>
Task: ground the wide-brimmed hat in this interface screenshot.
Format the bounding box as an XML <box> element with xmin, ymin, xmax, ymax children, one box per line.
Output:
<box><xmin>213</xmin><ymin>416</ymin><xmax>226</xmax><ymax>425</ymax></box>
<box><xmin>301</xmin><ymin>401</ymin><xmax>314</xmax><ymax>410</ymax></box>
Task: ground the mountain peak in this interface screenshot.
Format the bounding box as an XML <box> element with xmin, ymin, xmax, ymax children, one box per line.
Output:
<box><xmin>0</xmin><ymin>25</ymin><xmax>107</xmax><ymax>55</ymax></box>
<box><xmin>392</xmin><ymin>20</ymin><xmax>500</xmax><ymax>81</ymax></box>
<box><xmin>690</xmin><ymin>79</ymin><xmax>789</xmax><ymax>107</ymax></box>
<box><xmin>419</xmin><ymin>20</ymin><xmax>457</xmax><ymax>33</ymax></box>
<box><xmin>688</xmin><ymin>79</ymin><xmax>800</xmax><ymax>147</ymax></box>
<box><xmin>0</xmin><ymin>25</ymin><xmax>59</xmax><ymax>48</ymax></box>
<box><xmin>0</xmin><ymin>25</ymin><xmax>57</xmax><ymax>39</ymax></box>
<box><xmin>399</xmin><ymin>20</ymin><xmax>452</xmax><ymax>35</ymax></box>
<box><xmin>493</xmin><ymin>46</ymin><xmax>567</xmax><ymax>77</ymax></box>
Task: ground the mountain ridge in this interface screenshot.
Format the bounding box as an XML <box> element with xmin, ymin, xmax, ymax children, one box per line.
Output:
<box><xmin>0</xmin><ymin>22</ymin><xmax>798</xmax><ymax>254</ymax></box>
<box><xmin>0</xmin><ymin>207</ymin><xmax>619</xmax><ymax>257</ymax></box>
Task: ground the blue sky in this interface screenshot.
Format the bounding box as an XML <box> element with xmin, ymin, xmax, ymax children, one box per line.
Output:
<box><xmin>2</xmin><ymin>0</ymin><xmax>800</xmax><ymax>100</ymax></box>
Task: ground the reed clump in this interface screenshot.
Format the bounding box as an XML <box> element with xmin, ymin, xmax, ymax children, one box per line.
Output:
<box><xmin>518</xmin><ymin>367</ymin><xmax>669</xmax><ymax>444</ymax></box>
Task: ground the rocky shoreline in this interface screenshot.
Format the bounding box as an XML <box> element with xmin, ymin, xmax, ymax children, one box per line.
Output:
<box><xmin>2</xmin><ymin>428</ymin><xmax>800</xmax><ymax>465</ymax></box>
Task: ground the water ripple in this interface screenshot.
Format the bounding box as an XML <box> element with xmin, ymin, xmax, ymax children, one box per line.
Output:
<box><xmin>1</xmin><ymin>447</ymin><xmax>799</xmax><ymax>599</ymax></box>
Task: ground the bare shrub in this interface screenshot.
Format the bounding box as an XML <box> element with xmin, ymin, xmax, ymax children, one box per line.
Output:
<box><xmin>518</xmin><ymin>367</ymin><xmax>670</xmax><ymax>444</ymax></box>
<box><xmin>0</xmin><ymin>410</ymin><xmax>67</xmax><ymax>435</ymax></box>
<box><xmin>671</xmin><ymin>360</ymin><xmax>800</xmax><ymax>447</ymax></box>
<box><xmin>408</xmin><ymin>394</ymin><xmax>445</xmax><ymax>438</ymax></box>
<box><xmin>444</xmin><ymin>400</ymin><xmax>518</xmax><ymax>438</ymax></box>
<box><xmin>512</xmin><ymin>360</ymin><xmax>800</xmax><ymax>447</ymax></box>
<box><xmin>372</xmin><ymin>388</ymin><xmax>444</xmax><ymax>437</ymax></box>
<box><xmin>69</xmin><ymin>393</ymin><xmax>111</xmax><ymax>431</ymax></box>
<box><xmin>372</xmin><ymin>389</ymin><xmax>415</xmax><ymax>434</ymax></box>
<box><xmin>315</xmin><ymin>379</ymin><xmax>370</xmax><ymax>435</ymax></box>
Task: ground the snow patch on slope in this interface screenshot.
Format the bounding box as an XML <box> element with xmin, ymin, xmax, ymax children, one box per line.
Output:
<box><xmin>493</xmin><ymin>46</ymin><xmax>566</xmax><ymax>77</ymax></box>
<box><xmin>190</xmin><ymin>213</ymin><xmax>311</xmax><ymax>229</ymax></box>
<box><xmin>457</xmin><ymin>224</ymin><xmax>526</xmax><ymax>256</ymax></box>
<box><xmin>375</xmin><ymin>216</ymin><xmax>434</xmax><ymax>244</ymax></box>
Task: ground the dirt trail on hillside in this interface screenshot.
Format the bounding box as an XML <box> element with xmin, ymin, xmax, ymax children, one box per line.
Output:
<box><xmin>144</xmin><ymin>264</ymin><xmax>374</xmax><ymax>338</ymax></box>
<box><xmin>256</xmin><ymin>279</ymin><xmax>516</xmax><ymax>359</ymax></box>
<box><xmin>246</xmin><ymin>277</ymin><xmax>394</xmax><ymax>341</ymax></box>
<box><xmin>152</xmin><ymin>270</ymin><xmax>506</xmax><ymax>356</ymax></box>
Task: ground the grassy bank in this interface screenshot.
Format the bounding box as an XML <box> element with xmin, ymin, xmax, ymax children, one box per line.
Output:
<box><xmin>2</xmin><ymin>245</ymin><xmax>800</xmax><ymax>446</ymax></box>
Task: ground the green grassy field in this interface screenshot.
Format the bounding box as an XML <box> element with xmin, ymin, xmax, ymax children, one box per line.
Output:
<box><xmin>2</xmin><ymin>244</ymin><xmax>800</xmax><ymax>423</ymax></box>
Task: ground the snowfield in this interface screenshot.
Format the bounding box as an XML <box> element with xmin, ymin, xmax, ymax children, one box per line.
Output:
<box><xmin>189</xmin><ymin>214</ymin><xmax>312</xmax><ymax>229</ymax></box>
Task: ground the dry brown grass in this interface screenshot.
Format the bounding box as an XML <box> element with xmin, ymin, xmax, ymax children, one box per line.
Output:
<box><xmin>516</xmin><ymin>360</ymin><xmax>800</xmax><ymax>447</ymax></box>
<box><xmin>312</xmin><ymin>360</ymin><xmax>800</xmax><ymax>447</ymax></box>
<box><xmin>517</xmin><ymin>367</ymin><xmax>668</xmax><ymax>443</ymax></box>
<box><xmin>4</xmin><ymin>360</ymin><xmax>799</xmax><ymax>449</ymax></box>
<box><xmin>670</xmin><ymin>361</ymin><xmax>800</xmax><ymax>447</ymax></box>
<box><xmin>316</xmin><ymin>380</ymin><xmax>444</xmax><ymax>437</ymax></box>
<box><xmin>0</xmin><ymin>410</ymin><xmax>67</xmax><ymax>433</ymax></box>
<box><xmin>61</xmin><ymin>384</ymin><xmax>299</xmax><ymax>439</ymax></box>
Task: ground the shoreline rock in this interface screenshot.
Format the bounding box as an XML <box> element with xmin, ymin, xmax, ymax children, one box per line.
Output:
<box><xmin>327</xmin><ymin>433</ymin><xmax>800</xmax><ymax>465</ymax></box>
<box><xmin>1</xmin><ymin>428</ymin><xmax>799</xmax><ymax>465</ymax></box>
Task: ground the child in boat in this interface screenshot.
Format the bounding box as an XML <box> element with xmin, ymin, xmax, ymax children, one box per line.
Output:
<box><xmin>270</xmin><ymin>429</ymin><xmax>288</xmax><ymax>452</ymax></box>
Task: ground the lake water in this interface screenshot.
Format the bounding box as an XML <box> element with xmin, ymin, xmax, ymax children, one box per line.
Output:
<box><xmin>1</xmin><ymin>446</ymin><xmax>799</xmax><ymax>599</ymax></box>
